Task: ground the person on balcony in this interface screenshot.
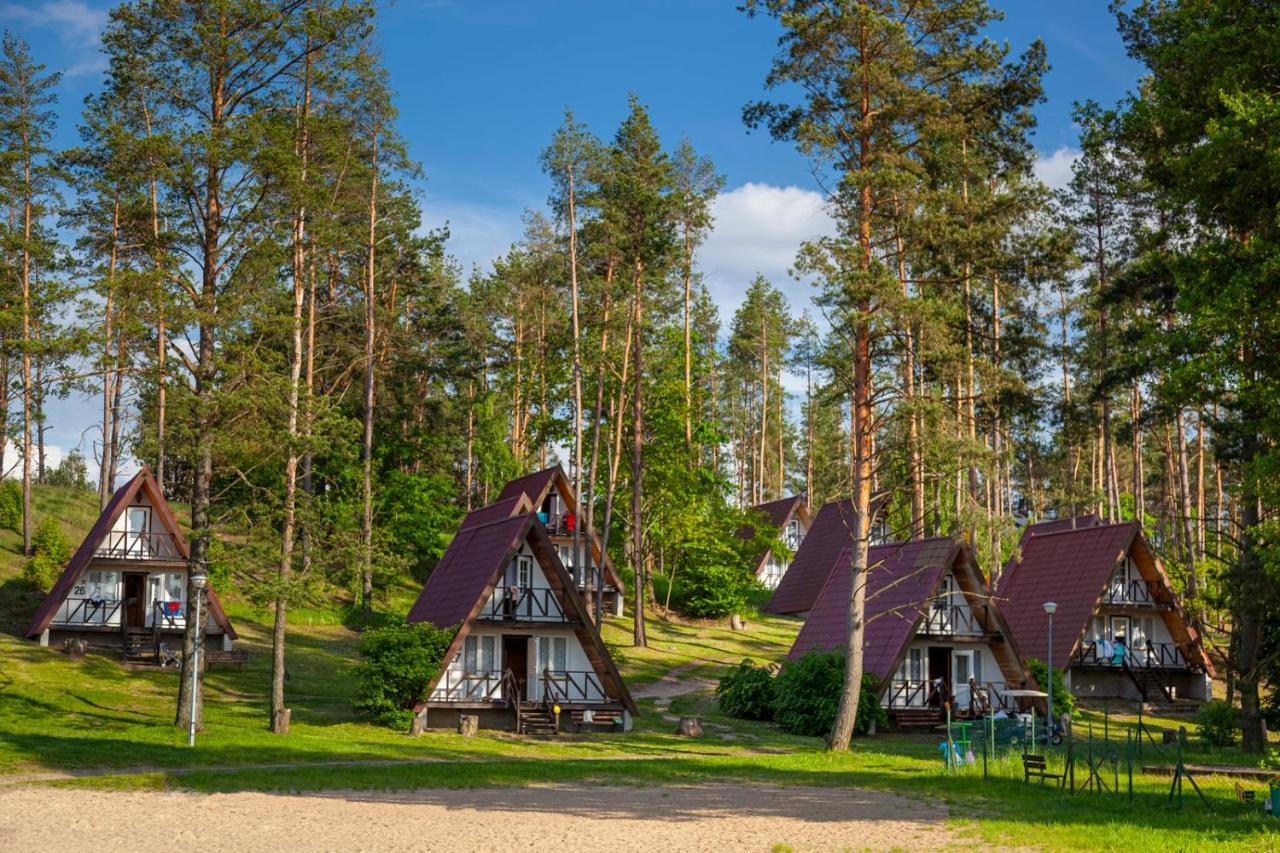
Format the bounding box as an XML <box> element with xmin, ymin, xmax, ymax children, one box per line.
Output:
<box><xmin>1111</xmin><ymin>635</ymin><xmax>1127</xmax><ymax>666</ymax></box>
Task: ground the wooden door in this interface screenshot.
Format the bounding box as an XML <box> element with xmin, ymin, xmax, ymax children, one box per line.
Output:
<box><xmin>927</xmin><ymin>646</ymin><xmax>951</xmax><ymax>708</ymax></box>
<box><xmin>503</xmin><ymin>636</ymin><xmax>529</xmax><ymax>700</ymax></box>
<box><xmin>123</xmin><ymin>573</ymin><xmax>145</xmax><ymax>628</ymax></box>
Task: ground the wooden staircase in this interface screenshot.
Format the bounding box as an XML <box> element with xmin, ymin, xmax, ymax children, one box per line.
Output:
<box><xmin>518</xmin><ymin>702</ymin><xmax>558</xmax><ymax>736</ymax></box>
<box><xmin>891</xmin><ymin>708</ymin><xmax>945</xmax><ymax>730</ymax></box>
<box><xmin>1122</xmin><ymin>658</ymin><xmax>1174</xmax><ymax>702</ymax></box>
<box><xmin>121</xmin><ymin>629</ymin><xmax>155</xmax><ymax>663</ymax></box>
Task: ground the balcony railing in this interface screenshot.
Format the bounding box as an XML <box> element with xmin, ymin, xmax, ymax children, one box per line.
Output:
<box><xmin>537</xmin><ymin>512</ymin><xmax>578</xmax><ymax>537</ymax></box>
<box><xmin>94</xmin><ymin>530</ymin><xmax>183</xmax><ymax>561</ymax></box>
<box><xmin>1104</xmin><ymin>578</ymin><xmax>1167</xmax><ymax>607</ymax></box>
<box><xmin>429</xmin><ymin>669</ymin><xmax>507</xmax><ymax>702</ymax></box>
<box><xmin>477</xmin><ymin>586</ymin><xmax>570</xmax><ymax>623</ymax></box>
<box><xmin>152</xmin><ymin>600</ymin><xmax>184</xmax><ymax>629</ymax></box>
<box><xmin>540</xmin><ymin>669</ymin><xmax>607</xmax><ymax>704</ymax></box>
<box><xmin>53</xmin><ymin>596</ymin><xmax>123</xmax><ymax>627</ymax></box>
<box><xmin>918</xmin><ymin>602</ymin><xmax>990</xmax><ymax>637</ymax></box>
<box><xmin>886</xmin><ymin>679</ymin><xmax>1014</xmax><ymax>713</ymax></box>
<box><xmin>1074</xmin><ymin>640</ymin><xmax>1190</xmax><ymax>670</ymax></box>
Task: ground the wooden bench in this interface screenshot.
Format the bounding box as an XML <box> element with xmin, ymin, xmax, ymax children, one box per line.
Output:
<box><xmin>569</xmin><ymin>709</ymin><xmax>623</xmax><ymax>731</ymax></box>
<box><xmin>1022</xmin><ymin>754</ymin><xmax>1065</xmax><ymax>787</ymax></box>
<box><xmin>205</xmin><ymin>649</ymin><xmax>249</xmax><ymax>670</ymax></box>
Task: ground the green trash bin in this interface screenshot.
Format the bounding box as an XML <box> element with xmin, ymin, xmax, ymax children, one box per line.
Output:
<box><xmin>1271</xmin><ymin>786</ymin><xmax>1280</xmax><ymax>817</ymax></box>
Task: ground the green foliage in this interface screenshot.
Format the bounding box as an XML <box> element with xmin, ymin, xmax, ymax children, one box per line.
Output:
<box><xmin>376</xmin><ymin>471</ymin><xmax>462</xmax><ymax>581</ymax></box>
<box><xmin>1027</xmin><ymin>657</ymin><xmax>1074</xmax><ymax>719</ymax></box>
<box><xmin>715</xmin><ymin>658</ymin><xmax>777</xmax><ymax>721</ymax></box>
<box><xmin>22</xmin><ymin>516</ymin><xmax>70</xmax><ymax>591</ymax></box>
<box><xmin>46</xmin><ymin>452</ymin><xmax>90</xmax><ymax>490</ymax></box>
<box><xmin>773</xmin><ymin>649</ymin><xmax>885</xmax><ymax>738</ymax></box>
<box><xmin>1195</xmin><ymin>700</ymin><xmax>1238</xmax><ymax>749</ymax></box>
<box><xmin>352</xmin><ymin>621</ymin><xmax>457</xmax><ymax>729</ymax></box>
<box><xmin>0</xmin><ymin>480</ymin><xmax>21</xmax><ymax>531</ymax></box>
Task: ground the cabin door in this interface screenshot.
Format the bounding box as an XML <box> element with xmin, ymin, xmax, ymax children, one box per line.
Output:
<box><xmin>502</xmin><ymin>636</ymin><xmax>529</xmax><ymax>701</ymax></box>
<box><xmin>123</xmin><ymin>573</ymin><xmax>146</xmax><ymax>629</ymax></box>
<box><xmin>927</xmin><ymin>646</ymin><xmax>951</xmax><ymax>708</ymax></box>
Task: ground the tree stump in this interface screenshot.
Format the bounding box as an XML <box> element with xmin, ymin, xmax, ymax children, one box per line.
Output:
<box><xmin>674</xmin><ymin>716</ymin><xmax>703</xmax><ymax>737</ymax></box>
<box><xmin>458</xmin><ymin>714</ymin><xmax>479</xmax><ymax>737</ymax></box>
<box><xmin>271</xmin><ymin>708</ymin><xmax>291</xmax><ymax>735</ymax></box>
<box><xmin>409</xmin><ymin>708</ymin><xmax>428</xmax><ymax>736</ymax></box>
<box><xmin>63</xmin><ymin>638</ymin><xmax>87</xmax><ymax>660</ymax></box>
<box><xmin>729</xmin><ymin>614</ymin><xmax>745</xmax><ymax>631</ymax></box>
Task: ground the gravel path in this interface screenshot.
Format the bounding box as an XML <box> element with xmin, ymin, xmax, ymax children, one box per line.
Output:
<box><xmin>0</xmin><ymin>783</ymin><xmax>956</xmax><ymax>852</ymax></box>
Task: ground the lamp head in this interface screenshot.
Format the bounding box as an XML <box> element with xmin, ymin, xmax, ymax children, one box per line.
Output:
<box><xmin>1043</xmin><ymin>601</ymin><xmax>1057</xmax><ymax>615</ymax></box>
<box><xmin>190</xmin><ymin>571</ymin><xmax>208</xmax><ymax>592</ymax></box>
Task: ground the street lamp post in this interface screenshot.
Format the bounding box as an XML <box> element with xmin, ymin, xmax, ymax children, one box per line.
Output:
<box><xmin>1044</xmin><ymin>601</ymin><xmax>1057</xmax><ymax>745</ymax></box>
<box><xmin>188</xmin><ymin>570</ymin><xmax>208</xmax><ymax>747</ymax></box>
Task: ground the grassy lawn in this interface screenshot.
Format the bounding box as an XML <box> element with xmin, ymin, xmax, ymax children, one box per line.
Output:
<box><xmin>1</xmin><ymin>486</ymin><xmax>1279</xmax><ymax>850</ymax></box>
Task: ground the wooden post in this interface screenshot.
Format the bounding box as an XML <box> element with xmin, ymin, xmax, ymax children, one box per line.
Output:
<box><xmin>458</xmin><ymin>714</ymin><xmax>478</xmax><ymax>737</ymax></box>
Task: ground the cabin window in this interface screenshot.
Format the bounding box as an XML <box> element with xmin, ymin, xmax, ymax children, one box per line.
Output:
<box><xmin>517</xmin><ymin>556</ymin><xmax>533</xmax><ymax>590</ymax></box>
<box><xmin>953</xmin><ymin>650</ymin><xmax>974</xmax><ymax>686</ymax></box>
<box><xmin>127</xmin><ymin>507</ymin><xmax>151</xmax><ymax>555</ymax></box>
<box><xmin>73</xmin><ymin>570</ymin><xmax>119</xmax><ymax>601</ymax></box>
<box><xmin>908</xmin><ymin>648</ymin><xmax>922</xmax><ymax>682</ymax></box>
<box><xmin>538</xmin><ymin>636</ymin><xmax>567</xmax><ymax>674</ymax></box>
<box><xmin>463</xmin><ymin>635</ymin><xmax>477</xmax><ymax>672</ymax></box>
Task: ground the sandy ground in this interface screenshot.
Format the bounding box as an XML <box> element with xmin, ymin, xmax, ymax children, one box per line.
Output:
<box><xmin>0</xmin><ymin>783</ymin><xmax>957</xmax><ymax>852</ymax></box>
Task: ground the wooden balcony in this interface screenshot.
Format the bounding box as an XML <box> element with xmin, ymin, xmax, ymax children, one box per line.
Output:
<box><xmin>917</xmin><ymin>603</ymin><xmax>996</xmax><ymax>638</ymax></box>
<box><xmin>93</xmin><ymin>530</ymin><xmax>185</xmax><ymax>563</ymax></box>
<box><xmin>476</xmin><ymin>586</ymin><xmax>574</xmax><ymax>624</ymax></box>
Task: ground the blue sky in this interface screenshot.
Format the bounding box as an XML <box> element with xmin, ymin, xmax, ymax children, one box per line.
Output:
<box><xmin>2</xmin><ymin>0</ymin><xmax>1144</xmax><ymax>478</ymax></box>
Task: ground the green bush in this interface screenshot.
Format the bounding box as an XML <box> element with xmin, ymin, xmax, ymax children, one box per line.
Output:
<box><xmin>773</xmin><ymin>649</ymin><xmax>886</xmax><ymax>738</ymax></box>
<box><xmin>671</xmin><ymin>538</ymin><xmax>761</xmax><ymax>618</ymax></box>
<box><xmin>0</xmin><ymin>480</ymin><xmax>20</xmax><ymax>531</ymax></box>
<box><xmin>353</xmin><ymin>621</ymin><xmax>457</xmax><ymax>728</ymax></box>
<box><xmin>22</xmin><ymin>516</ymin><xmax>69</xmax><ymax>591</ymax></box>
<box><xmin>716</xmin><ymin>658</ymin><xmax>776</xmax><ymax>721</ymax></box>
<box><xmin>1195</xmin><ymin>699</ymin><xmax>1238</xmax><ymax>748</ymax></box>
<box><xmin>1027</xmin><ymin>657</ymin><xmax>1075</xmax><ymax>719</ymax></box>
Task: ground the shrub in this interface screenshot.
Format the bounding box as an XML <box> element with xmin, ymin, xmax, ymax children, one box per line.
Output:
<box><xmin>22</xmin><ymin>516</ymin><xmax>69</xmax><ymax>591</ymax></box>
<box><xmin>671</xmin><ymin>538</ymin><xmax>760</xmax><ymax>618</ymax></box>
<box><xmin>716</xmin><ymin>658</ymin><xmax>776</xmax><ymax>721</ymax></box>
<box><xmin>1026</xmin><ymin>657</ymin><xmax>1074</xmax><ymax>719</ymax></box>
<box><xmin>353</xmin><ymin>621</ymin><xmax>457</xmax><ymax>728</ymax></box>
<box><xmin>0</xmin><ymin>480</ymin><xmax>20</xmax><ymax>531</ymax></box>
<box><xmin>773</xmin><ymin>649</ymin><xmax>886</xmax><ymax>738</ymax></box>
<box><xmin>1196</xmin><ymin>699</ymin><xmax>1238</xmax><ymax>748</ymax></box>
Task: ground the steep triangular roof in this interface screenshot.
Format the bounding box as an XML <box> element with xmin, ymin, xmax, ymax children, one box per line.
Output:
<box><xmin>742</xmin><ymin>496</ymin><xmax>810</xmax><ymax>576</ymax></box>
<box><xmin>765</xmin><ymin>499</ymin><xmax>856</xmax><ymax>615</ymax></box>
<box><xmin>996</xmin><ymin>521</ymin><xmax>1212</xmax><ymax>673</ymax></box>
<box><xmin>407</xmin><ymin>508</ymin><xmax>637</xmax><ymax>715</ymax></box>
<box><xmin>788</xmin><ymin>537</ymin><xmax>1030</xmax><ymax>691</ymax></box>
<box><xmin>495</xmin><ymin>466</ymin><xmax>624</xmax><ymax>591</ymax></box>
<box><xmin>25</xmin><ymin>466</ymin><xmax>236</xmax><ymax>639</ymax></box>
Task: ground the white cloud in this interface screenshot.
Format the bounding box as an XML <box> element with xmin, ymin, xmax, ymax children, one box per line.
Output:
<box><xmin>1034</xmin><ymin>146</ymin><xmax>1079</xmax><ymax>193</ymax></box>
<box><xmin>0</xmin><ymin>0</ymin><xmax>108</xmax><ymax>77</ymax></box>
<box><xmin>421</xmin><ymin>199</ymin><xmax>524</xmax><ymax>278</ymax></box>
<box><xmin>699</xmin><ymin>182</ymin><xmax>836</xmax><ymax>321</ymax></box>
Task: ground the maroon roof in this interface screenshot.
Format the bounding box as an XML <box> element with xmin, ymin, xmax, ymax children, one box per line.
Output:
<box><xmin>459</xmin><ymin>496</ymin><xmax>529</xmax><ymax>530</ymax></box>
<box><xmin>25</xmin><ymin>466</ymin><xmax>236</xmax><ymax>640</ymax></box>
<box><xmin>765</xmin><ymin>499</ymin><xmax>856</xmax><ymax>615</ymax></box>
<box><xmin>997</xmin><ymin>522</ymin><xmax>1137</xmax><ymax>668</ymax></box>
<box><xmin>752</xmin><ymin>496</ymin><xmax>804</xmax><ymax>531</ymax></box>
<box><xmin>407</xmin><ymin>512</ymin><xmax>528</xmax><ymax>628</ymax></box>
<box><xmin>1017</xmin><ymin>514</ymin><xmax>1100</xmax><ymax>545</ymax></box>
<box><xmin>788</xmin><ymin>538</ymin><xmax>962</xmax><ymax>679</ymax></box>
<box><xmin>497</xmin><ymin>466</ymin><xmax>560</xmax><ymax>505</ymax></box>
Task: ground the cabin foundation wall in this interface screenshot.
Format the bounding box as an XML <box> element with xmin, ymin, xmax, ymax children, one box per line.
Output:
<box><xmin>1068</xmin><ymin>667</ymin><xmax>1210</xmax><ymax>703</ymax></box>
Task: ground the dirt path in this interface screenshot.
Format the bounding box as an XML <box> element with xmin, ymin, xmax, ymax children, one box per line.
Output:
<box><xmin>633</xmin><ymin>657</ymin><xmax>728</xmax><ymax>701</ymax></box>
<box><xmin>0</xmin><ymin>783</ymin><xmax>958</xmax><ymax>852</ymax></box>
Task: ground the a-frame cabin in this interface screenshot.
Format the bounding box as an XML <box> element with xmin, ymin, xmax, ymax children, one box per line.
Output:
<box><xmin>788</xmin><ymin>536</ymin><xmax>1036</xmax><ymax>727</ymax></box>
<box><xmin>26</xmin><ymin>467</ymin><xmax>237</xmax><ymax>661</ymax></box>
<box><xmin>743</xmin><ymin>496</ymin><xmax>811</xmax><ymax>590</ymax></box>
<box><xmin>998</xmin><ymin>519</ymin><xmax>1214</xmax><ymax>702</ymax></box>
<box><xmin>764</xmin><ymin>496</ymin><xmax>891</xmax><ymax>616</ymax></box>
<box><xmin>407</xmin><ymin>498</ymin><xmax>637</xmax><ymax>734</ymax></box>
<box><xmin>497</xmin><ymin>465</ymin><xmax>625</xmax><ymax>616</ymax></box>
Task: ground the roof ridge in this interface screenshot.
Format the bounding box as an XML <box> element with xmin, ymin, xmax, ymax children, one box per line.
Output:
<box><xmin>1023</xmin><ymin>519</ymin><xmax>1134</xmax><ymax>542</ymax></box>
